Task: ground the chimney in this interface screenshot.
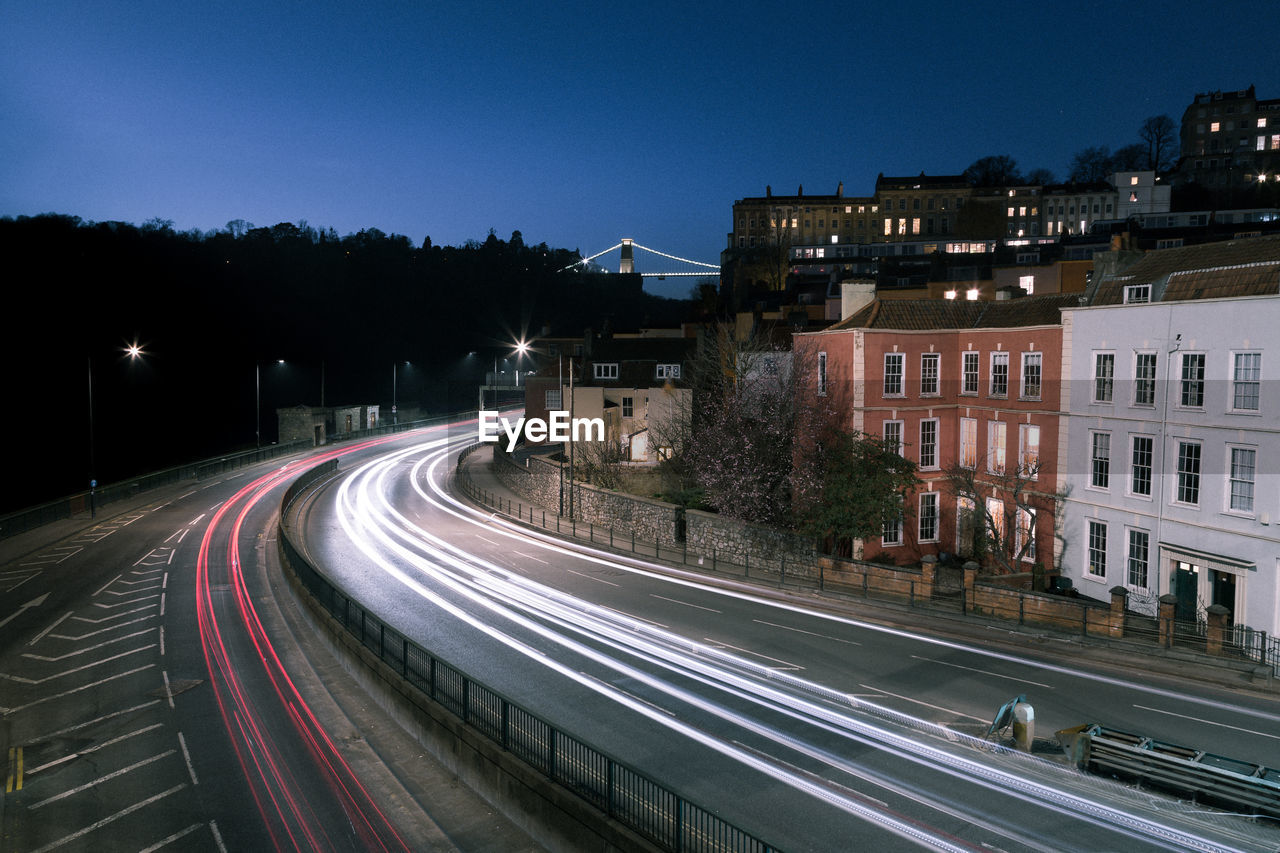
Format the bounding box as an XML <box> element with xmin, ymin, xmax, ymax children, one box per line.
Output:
<box><xmin>766</xmin><ymin>184</ymin><xmax>772</xmax><ymax>197</ymax></box>
<box><xmin>837</xmin><ymin>181</ymin><xmax>844</xmax><ymax>198</ymax></box>
<box><xmin>841</xmin><ymin>280</ymin><xmax>876</xmax><ymax>321</ymax></box>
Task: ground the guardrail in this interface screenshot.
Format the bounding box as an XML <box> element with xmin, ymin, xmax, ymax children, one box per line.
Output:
<box><xmin>278</xmin><ymin>460</ymin><xmax>777</xmax><ymax>853</ymax></box>
<box><xmin>1057</xmin><ymin>723</ymin><xmax>1280</xmax><ymax>819</ymax></box>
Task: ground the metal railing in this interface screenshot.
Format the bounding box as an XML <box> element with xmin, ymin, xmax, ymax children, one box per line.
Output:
<box><xmin>278</xmin><ymin>462</ymin><xmax>776</xmax><ymax>853</ymax></box>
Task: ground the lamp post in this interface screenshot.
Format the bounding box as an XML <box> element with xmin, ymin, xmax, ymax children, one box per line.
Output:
<box><xmin>87</xmin><ymin>341</ymin><xmax>146</xmax><ymax>517</ymax></box>
<box><xmin>256</xmin><ymin>359</ymin><xmax>285</xmax><ymax>450</ymax></box>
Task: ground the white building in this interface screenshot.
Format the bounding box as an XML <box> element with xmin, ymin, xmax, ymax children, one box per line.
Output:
<box><xmin>1059</xmin><ymin>235</ymin><xmax>1280</xmax><ymax>636</ymax></box>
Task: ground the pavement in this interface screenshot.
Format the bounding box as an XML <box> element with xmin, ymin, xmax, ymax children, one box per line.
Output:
<box><xmin>455</xmin><ymin>444</ymin><xmax>1279</xmax><ymax>699</ymax></box>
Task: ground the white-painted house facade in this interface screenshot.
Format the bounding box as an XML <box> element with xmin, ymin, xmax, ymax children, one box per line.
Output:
<box><xmin>1058</xmin><ymin>235</ymin><xmax>1280</xmax><ymax>637</ymax></box>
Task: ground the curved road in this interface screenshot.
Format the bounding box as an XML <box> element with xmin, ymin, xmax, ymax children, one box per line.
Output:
<box><xmin>295</xmin><ymin>432</ymin><xmax>1280</xmax><ymax>852</ymax></box>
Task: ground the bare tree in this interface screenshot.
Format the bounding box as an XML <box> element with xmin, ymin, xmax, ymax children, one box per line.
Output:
<box><xmin>1068</xmin><ymin>146</ymin><xmax>1115</xmax><ymax>183</ymax></box>
<box><xmin>574</xmin><ymin>436</ymin><xmax>629</xmax><ymax>491</ymax></box>
<box><xmin>964</xmin><ymin>155</ymin><xmax>1024</xmax><ymax>187</ymax></box>
<box><xmin>1139</xmin><ymin>115</ymin><xmax>1178</xmax><ymax>173</ymax></box>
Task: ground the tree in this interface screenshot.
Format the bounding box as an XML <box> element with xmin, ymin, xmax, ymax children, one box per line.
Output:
<box><xmin>792</xmin><ymin>431</ymin><xmax>919</xmax><ymax>549</ymax></box>
<box><xmin>1025</xmin><ymin>167</ymin><xmax>1057</xmax><ymax>186</ymax></box>
<box><xmin>942</xmin><ymin>455</ymin><xmax>1069</xmax><ymax>578</ymax></box>
<box><xmin>1068</xmin><ymin>146</ymin><xmax>1115</xmax><ymax>183</ymax></box>
<box><xmin>1139</xmin><ymin>115</ymin><xmax>1178</xmax><ymax>173</ymax></box>
<box><xmin>964</xmin><ymin>155</ymin><xmax>1024</xmax><ymax>187</ymax></box>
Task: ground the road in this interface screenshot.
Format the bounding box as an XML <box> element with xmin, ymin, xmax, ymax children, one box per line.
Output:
<box><xmin>0</xmin><ymin>427</ymin><xmax>539</xmax><ymax>853</ymax></box>
<box><xmin>298</xmin><ymin>433</ymin><xmax>1280</xmax><ymax>852</ymax></box>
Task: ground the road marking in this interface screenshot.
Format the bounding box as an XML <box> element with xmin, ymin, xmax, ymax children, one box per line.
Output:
<box><xmin>178</xmin><ymin>731</ymin><xmax>199</xmax><ymax>784</ymax></box>
<box><xmin>705</xmin><ymin>638</ymin><xmax>802</xmax><ymax>670</ymax></box>
<box><xmin>92</xmin><ymin>574</ymin><xmax>123</xmax><ymax>597</ymax></box>
<box><xmin>754</xmin><ymin>619</ymin><xmax>862</xmax><ymax>646</ymax></box>
<box><xmin>94</xmin><ymin>595</ymin><xmax>161</xmax><ymax>609</ymax></box>
<box><xmin>28</xmin><ymin>612</ymin><xmax>72</xmax><ymax>646</ymax></box>
<box><xmin>54</xmin><ymin>613</ymin><xmax>156</xmax><ymax>640</ymax></box>
<box><xmin>5</xmin><ymin>747</ymin><xmax>21</xmax><ymax>792</ymax></box>
<box><xmin>909</xmin><ymin>655</ymin><xmax>1053</xmax><ymax>689</ymax></box>
<box><xmin>28</xmin><ymin>750</ymin><xmax>176</xmax><ymax>809</ymax></box>
<box><xmin>28</xmin><ymin>701</ymin><xmax>163</xmax><ymax>742</ymax></box>
<box><xmin>1133</xmin><ymin>704</ymin><xmax>1280</xmax><ymax>740</ymax></box>
<box><xmin>74</xmin><ymin>605</ymin><xmax>158</xmax><ymax>623</ymax></box>
<box><xmin>26</xmin><ymin>724</ymin><xmax>165</xmax><ymax>775</ymax></box>
<box><xmin>1</xmin><ymin>569</ymin><xmax>44</xmax><ymax>591</ymax></box>
<box><xmin>27</xmin><ymin>783</ymin><xmax>187</xmax><ymax>853</ymax></box>
<box><xmin>650</xmin><ymin>594</ymin><xmax>720</xmax><ymax>613</ymax></box>
<box><xmin>475</xmin><ymin>534</ymin><xmax>503</xmax><ymax>547</ymax></box>
<box><xmin>512</xmin><ymin>550</ymin><xmax>549</xmax><ymax>565</ymax></box>
<box><xmin>24</xmin><ymin>628</ymin><xmax>157</xmax><ymax>661</ymax></box>
<box><xmin>140</xmin><ymin>823</ymin><xmax>204</xmax><ymax>853</ymax></box>
<box><xmin>566</xmin><ymin>568</ymin><xmax>619</xmax><ymax>586</ymax></box>
<box><xmin>858</xmin><ymin>683</ymin><xmax>989</xmax><ymax>722</ymax></box>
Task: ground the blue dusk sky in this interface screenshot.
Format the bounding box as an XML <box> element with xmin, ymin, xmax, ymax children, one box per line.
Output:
<box><xmin>4</xmin><ymin>1</ymin><xmax>1280</xmax><ymax>299</ymax></box>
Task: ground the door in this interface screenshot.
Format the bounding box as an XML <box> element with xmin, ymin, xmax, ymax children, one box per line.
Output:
<box><xmin>1210</xmin><ymin>570</ymin><xmax>1237</xmax><ymax>622</ymax></box>
<box><xmin>1172</xmin><ymin>560</ymin><xmax>1199</xmax><ymax>621</ymax></box>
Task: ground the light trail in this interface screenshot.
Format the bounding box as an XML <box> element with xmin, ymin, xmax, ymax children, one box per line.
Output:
<box><xmin>320</xmin><ymin>437</ymin><xmax>1264</xmax><ymax>852</ymax></box>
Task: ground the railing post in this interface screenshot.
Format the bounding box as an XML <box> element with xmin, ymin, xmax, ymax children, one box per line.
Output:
<box><xmin>712</xmin><ymin>547</ymin><xmax>716</xmax><ymax>572</ymax></box>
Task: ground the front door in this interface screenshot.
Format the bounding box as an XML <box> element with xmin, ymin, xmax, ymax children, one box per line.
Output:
<box><xmin>1172</xmin><ymin>560</ymin><xmax>1199</xmax><ymax>621</ymax></box>
<box><xmin>1210</xmin><ymin>570</ymin><xmax>1237</xmax><ymax>621</ymax></box>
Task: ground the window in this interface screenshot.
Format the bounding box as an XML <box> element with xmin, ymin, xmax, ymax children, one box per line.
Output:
<box><xmin>920</xmin><ymin>353</ymin><xmax>940</xmax><ymax>396</ymax></box>
<box><xmin>986</xmin><ymin>497</ymin><xmax>1006</xmax><ymax>544</ymax></box>
<box><xmin>1090</xmin><ymin>431</ymin><xmax>1110</xmax><ymax>489</ymax></box>
<box><xmin>988</xmin><ymin>421</ymin><xmax>1007</xmax><ymax>473</ymax></box>
<box><xmin>962</xmin><ymin>351</ymin><xmax>980</xmax><ymax>395</ymax></box>
<box><xmin>1021</xmin><ymin>353</ymin><xmax>1042</xmax><ymax>400</ymax></box>
<box><xmin>1179</xmin><ymin>353</ymin><xmax>1205</xmax><ymax>407</ymax></box>
<box><xmin>1124</xmin><ymin>284</ymin><xmax>1151</xmax><ymax>303</ymax></box>
<box><xmin>956</xmin><ymin>496</ymin><xmax>976</xmax><ymax>553</ymax></box>
<box><xmin>1175</xmin><ymin>441</ymin><xmax>1201</xmax><ymax>505</ymax></box>
<box><xmin>1019</xmin><ymin>424</ymin><xmax>1041</xmax><ymax>476</ymax></box>
<box><xmin>884</xmin><ymin>353</ymin><xmax>904</xmax><ymax>396</ymax></box>
<box><xmin>1134</xmin><ymin>352</ymin><xmax>1157</xmax><ymax>407</ymax></box>
<box><xmin>1015</xmin><ymin>508</ymin><xmax>1036</xmax><ymax>563</ymax></box>
<box><xmin>621</xmin><ymin>396</ymin><xmax>633</xmax><ymax>418</ymax></box>
<box><xmin>990</xmin><ymin>352</ymin><xmax>1009</xmax><ymax>397</ymax></box>
<box><xmin>919</xmin><ymin>419</ymin><xmax>938</xmax><ymax>469</ymax></box>
<box><xmin>1130</xmin><ymin>435</ymin><xmax>1153</xmax><ymax>496</ymax></box>
<box><xmin>1018</xmin><ymin>275</ymin><xmax>1035</xmax><ymax>295</ymax></box>
<box><xmin>1093</xmin><ymin>352</ymin><xmax>1114</xmax><ymax>402</ymax></box>
<box><xmin>817</xmin><ymin>351</ymin><xmax>827</xmax><ymax>395</ymax></box>
<box><xmin>883</xmin><ymin>514</ymin><xmax>903</xmax><ymax>546</ymax></box>
<box><xmin>883</xmin><ymin>420</ymin><xmax>903</xmax><ymax>455</ymax></box>
<box><xmin>960</xmin><ymin>418</ymin><xmax>977</xmax><ymax>468</ymax></box>
<box><xmin>546</xmin><ymin>390</ymin><xmax>562</xmax><ymax>410</ymax></box>
<box><xmin>1232</xmin><ymin>352</ymin><xmax>1261</xmax><ymax>411</ymax></box>
<box><xmin>656</xmin><ymin>364</ymin><xmax>681</xmax><ymax>380</ymax></box>
<box><xmin>918</xmin><ymin>492</ymin><xmax>939</xmax><ymax>542</ymax></box>
<box><xmin>1229</xmin><ymin>447</ymin><xmax>1257</xmax><ymax>513</ymax></box>
<box><xmin>593</xmin><ymin>363</ymin><xmax>618</xmax><ymax>380</ymax></box>
<box><xmin>1087</xmin><ymin>520</ymin><xmax>1107</xmax><ymax>578</ymax></box>
<box><xmin>1127</xmin><ymin>529</ymin><xmax>1149</xmax><ymax>589</ymax></box>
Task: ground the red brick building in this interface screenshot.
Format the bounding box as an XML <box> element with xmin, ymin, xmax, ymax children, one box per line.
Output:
<box><xmin>795</xmin><ymin>294</ymin><xmax>1077</xmax><ymax>567</ymax></box>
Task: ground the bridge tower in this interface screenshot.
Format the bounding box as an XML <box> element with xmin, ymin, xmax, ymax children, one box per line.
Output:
<box><xmin>619</xmin><ymin>238</ymin><xmax>634</xmax><ymax>274</ymax></box>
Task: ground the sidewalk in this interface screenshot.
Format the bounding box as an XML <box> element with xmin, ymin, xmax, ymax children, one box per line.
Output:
<box><xmin>456</xmin><ymin>445</ymin><xmax>1277</xmax><ymax>696</ymax></box>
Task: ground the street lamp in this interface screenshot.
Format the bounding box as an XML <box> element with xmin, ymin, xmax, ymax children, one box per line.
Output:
<box><xmin>87</xmin><ymin>340</ymin><xmax>147</xmax><ymax>516</ymax></box>
<box><xmin>256</xmin><ymin>359</ymin><xmax>285</xmax><ymax>450</ymax></box>
<box><xmin>392</xmin><ymin>361</ymin><xmax>409</xmax><ymax>424</ymax></box>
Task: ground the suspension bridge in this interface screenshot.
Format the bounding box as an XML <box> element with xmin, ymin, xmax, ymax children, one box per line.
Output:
<box><xmin>561</xmin><ymin>238</ymin><xmax>720</xmax><ymax>279</ymax></box>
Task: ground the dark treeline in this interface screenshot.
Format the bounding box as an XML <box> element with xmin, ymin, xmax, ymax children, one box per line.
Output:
<box><xmin>1</xmin><ymin>213</ymin><xmax>694</xmax><ymax>513</ymax></box>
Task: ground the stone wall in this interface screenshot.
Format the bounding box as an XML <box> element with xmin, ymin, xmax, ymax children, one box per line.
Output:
<box><xmin>685</xmin><ymin>509</ymin><xmax>816</xmax><ymax>576</ymax></box>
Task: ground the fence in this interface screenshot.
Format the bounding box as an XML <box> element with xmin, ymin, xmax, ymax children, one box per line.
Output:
<box><xmin>279</xmin><ymin>460</ymin><xmax>776</xmax><ymax>853</ymax></box>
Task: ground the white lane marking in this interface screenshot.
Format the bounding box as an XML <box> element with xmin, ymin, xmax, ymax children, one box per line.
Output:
<box><xmin>178</xmin><ymin>732</ymin><xmax>199</xmax><ymax>784</ymax></box>
<box><xmin>705</xmin><ymin>638</ymin><xmax>803</xmax><ymax>670</ymax></box>
<box><xmin>1133</xmin><ymin>704</ymin><xmax>1280</xmax><ymax>741</ymax></box>
<box><xmin>28</xmin><ymin>750</ymin><xmax>176</xmax><ymax>809</ymax></box>
<box><xmin>475</xmin><ymin>535</ymin><xmax>503</xmax><ymax>547</ymax></box>
<box><xmin>24</xmin><ymin>628</ymin><xmax>157</xmax><ymax>661</ymax></box>
<box><xmin>566</xmin><ymin>568</ymin><xmax>619</xmax><ymax>586</ymax></box>
<box><xmin>92</xmin><ymin>575</ymin><xmax>122</xmax><ymax>597</ymax></box>
<box><xmin>139</xmin><ymin>823</ymin><xmax>204</xmax><ymax>853</ymax></box>
<box><xmin>650</xmin><ymin>594</ymin><xmax>720</xmax><ymax>613</ymax></box>
<box><xmin>858</xmin><ymin>683</ymin><xmax>988</xmax><ymax>723</ymax></box>
<box><xmin>26</xmin><ymin>724</ymin><xmax>165</xmax><ymax>775</ymax></box>
<box><xmin>754</xmin><ymin>619</ymin><xmax>862</xmax><ymax>646</ymax></box>
<box><xmin>26</xmin><ymin>701</ymin><xmax>163</xmax><ymax>742</ymax></box>
<box><xmin>0</xmin><ymin>649</ymin><xmax>156</xmax><ymax>686</ymax></box>
<box><xmin>909</xmin><ymin>655</ymin><xmax>1053</xmax><ymax>689</ymax></box>
<box><xmin>27</xmin><ymin>784</ymin><xmax>187</xmax><ymax>853</ymax></box>
<box><xmin>512</xmin><ymin>550</ymin><xmax>549</xmax><ymax>565</ymax></box>
<box><xmin>28</xmin><ymin>612</ymin><xmax>72</xmax><ymax>646</ymax></box>
<box><xmin>54</xmin><ymin>614</ymin><xmax>156</xmax><ymax>640</ymax></box>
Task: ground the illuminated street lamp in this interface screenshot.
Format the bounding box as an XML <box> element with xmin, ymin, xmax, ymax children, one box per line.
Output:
<box><xmin>87</xmin><ymin>340</ymin><xmax>147</xmax><ymax>516</ymax></box>
<box><xmin>256</xmin><ymin>359</ymin><xmax>285</xmax><ymax>450</ymax></box>
<box><xmin>392</xmin><ymin>361</ymin><xmax>409</xmax><ymax>424</ymax></box>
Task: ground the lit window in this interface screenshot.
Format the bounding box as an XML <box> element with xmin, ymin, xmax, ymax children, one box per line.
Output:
<box><xmin>920</xmin><ymin>353</ymin><xmax>940</xmax><ymax>395</ymax></box>
<box><xmin>988</xmin><ymin>421</ymin><xmax>1007</xmax><ymax>473</ymax></box>
<box><xmin>1016</xmin><ymin>508</ymin><xmax>1036</xmax><ymax>562</ymax></box>
<box><xmin>1018</xmin><ymin>275</ymin><xmax>1034</xmax><ymax>294</ymax></box>
<box><xmin>944</xmin><ymin>289</ymin><xmax>957</xmax><ymax>300</ymax></box>
<box><xmin>1175</xmin><ymin>440</ymin><xmax>1202</xmax><ymax>505</ymax></box>
<box><xmin>966</xmin><ymin>288</ymin><xmax>980</xmax><ymax>301</ymax></box>
<box><xmin>990</xmin><ymin>351</ymin><xmax>1009</xmax><ymax>397</ymax></box>
<box><xmin>1087</xmin><ymin>520</ymin><xmax>1107</xmax><ymax>578</ymax></box>
<box><xmin>1211</xmin><ymin>121</ymin><xmax>1220</xmax><ymax>132</ymax></box>
<box><xmin>1232</xmin><ymin>352</ymin><xmax>1261</xmax><ymax>411</ymax></box>
<box><xmin>960</xmin><ymin>418</ymin><xmax>977</xmax><ymax>468</ymax></box>
<box><xmin>884</xmin><ymin>353</ymin><xmax>904</xmax><ymax>396</ymax></box>
<box><xmin>1130</xmin><ymin>175</ymin><xmax>1140</xmax><ymax>185</ymax></box>
<box><xmin>1019</xmin><ymin>424</ymin><xmax>1040</xmax><ymax>476</ymax></box>
<box><xmin>1259</xmin><ymin>117</ymin><xmax>1268</xmax><ymax>128</ymax></box>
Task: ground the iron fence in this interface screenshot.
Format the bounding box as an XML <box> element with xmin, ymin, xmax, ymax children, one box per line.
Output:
<box><xmin>279</xmin><ymin>462</ymin><xmax>777</xmax><ymax>853</ymax></box>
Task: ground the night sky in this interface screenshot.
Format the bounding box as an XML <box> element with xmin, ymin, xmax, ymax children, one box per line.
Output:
<box><xmin>5</xmin><ymin>2</ymin><xmax>1280</xmax><ymax>299</ymax></box>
